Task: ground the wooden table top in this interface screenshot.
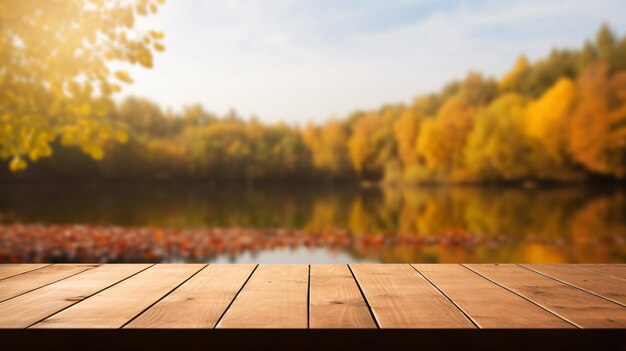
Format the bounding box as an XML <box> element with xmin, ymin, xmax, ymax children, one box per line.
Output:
<box><xmin>0</xmin><ymin>263</ymin><xmax>624</xmax><ymax>329</ymax></box>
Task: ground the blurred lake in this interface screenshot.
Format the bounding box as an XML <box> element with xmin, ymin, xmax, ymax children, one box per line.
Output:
<box><xmin>0</xmin><ymin>184</ymin><xmax>624</xmax><ymax>263</ymax></box>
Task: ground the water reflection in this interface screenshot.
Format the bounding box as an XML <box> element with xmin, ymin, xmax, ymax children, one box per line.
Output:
<box><xmin>0</xmin><ymin>184</ymin><xmax>624</xmax><ymax>263</ymax></box>
<box><xmin>209</xmin><ymin>247</ymin><xmax>373</xmax><ymax>264</ymax></box>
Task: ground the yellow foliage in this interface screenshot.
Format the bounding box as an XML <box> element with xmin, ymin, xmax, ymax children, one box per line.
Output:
<box><xmin>115</xmin><ymin>130</ymin><xmax>129</xmax><ymax>143</ymax></box>
<box><xmin>526</xmin><ymin>78</ymin><xmax>576</xmax><ymax>142</ymax></box>
<box><xmin>0</xmin><ymin>0</ymin><xmax>165</xmax><ymax>171</ymax></box>
<box><xmin>153</xmin><ymin>42</ymin><xmax>165</xmax><ymax>52</ymax></box>
<box><xmin>524</xmin><ymin>78</ymin><xmax>577</xmax><ymax>178</ymax></box>
<box><xmin>9</xmin><ymin>157</ymin><xmax>27</xmax><ymax>172</ymax></box>
<box><xmin>465</xmin><ymin>94</ymin><xmax>531</xmax><ymax>180</ymax></box>
<box><xmin>114</xmin><ymin>71</ymin><xmax>134</xmax><ymax>84</ymax></box>
<box><xmin>303</xmin><ymin>120</ymin><xmax>350</xmax><ymax>175</ymax></box>
<box><xmin>416</xmin><ymin>97</ymin><xmax>478</xmax><ymax>175</ymax></box>
<box><xmin>348</xmin><ymin>118</ymin><xmax>372</xmax><ymax>174</ymax></box>
<box><xmin>499</xmin><ymin>55</ymin><xmax>529</xmax><ymax>91</ymax></box>
<box><xmin>393</xmin><ymin>108</ymin><xmax>422</xmax><ymax>167</ymax></box>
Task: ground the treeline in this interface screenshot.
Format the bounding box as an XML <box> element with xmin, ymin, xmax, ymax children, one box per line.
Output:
<box><xmin>3</xmin><ymin>25</ymin><xmax>626</xmax><ymax>183</ymax></box>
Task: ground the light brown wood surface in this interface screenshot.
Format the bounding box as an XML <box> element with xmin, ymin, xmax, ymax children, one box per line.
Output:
<box><xmin>309</xmin><ymin>264</ymin><xmax>376</xmax><ymax>328</ymax></box>
<box><xmin>0</xmin><ymin>264</ymin><xmax>50</xmax><ymax>280</ymax></box>
<box><xmin>0</xmin><ymin>264</ymin><xmax>150</xmax><ymax>328</ymax></box>
<box><xmin>0</xmin><ymin>264</ymin><xmax>97</xmax><ymax>302</ymax></box>
<box><xmin>126</xmin><ymin>264</ymin><xmax>256</xmax><ymax>328</ymax></box>
<box><xmin>217</xmin><ymin>264</ymin><xmax>309</xmax><ymax>328</ymax></box>
<box><xmin>1</xmin><ymin>264</ymin><xmax>624</xmax><ymax>329</ymax></box>
<box><xmin>522</xmin><ymin>264</ymin><xmax>626</xmax><ymax>306</ymax></box>
<box><xmin>465</xmin><ymin>264</ymin><xmax>626</xmax><ymax>328</ymax></box>
<box><xmin>412</xmin><ymin>264</ymin><xmax>572</xmax><ymax>328</ymax></box>
<box><xmin>31</xmin><ymin>264</ymin><xmax>204</xmax><ymax>328</ymax></box>
<box><xmin>574</xmin><ymin>264</ymin><xmax>626</xmax><ymax>280</ymax></box>
<box><xmin>350</xmin><ymin>264</ymin><xmax>474</xmax><ymax>328</ymax></box>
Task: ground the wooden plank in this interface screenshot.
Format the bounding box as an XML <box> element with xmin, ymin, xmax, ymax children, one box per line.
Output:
<box><xmin>412</xmin><ymin>264</ymin><xmax>572</xmax><ymax>328</ymax></box>
<box><xmin>31</xmin><ymin>264</ymin><xmax>204</xmax><ymax>328</ymax></box>
<box><xmin>466</xmin><ymin>264</ymin><xmax>626</xmax><ymax>328</ymax></box>
<box><xmin>522</xmin><ymin>264</ymin><xmax>626</xmax><ymax>306</ymax></box>
<box><xmin>350</xmin><ymin>264</ymin><xmax>474</xmax><ymax>328</ymax></box>
<box><xmin>217</xmin><ymin>264</ymin><xmax>308</xmax><ymax>328</ymax></box>
<box><xmin>309</xmin><ymin>264</ymin><xmax>376</xmax><ymax>329</ymax></box>
<box><xmin>574</xmin><ymin>264</ymin><xmax>626</xmax><ymax>280</ymax></box>
<box><xmin>0</xmin><ymin>264</ymin><xmax>150</xmax><ymax>328</ymax></box>
<box><xmin>0</xmin><ymin>264</ymin><xmax>50</xmax><ymax>280</ymax></box>
<box><xmin>0</xmin><ymin>264</ymin><xmax>97</xmax><ymax>302</ymax></box>
<box><xmin>125</xmin><ymin>264</ymin><xmax>256</xmax><ymax>328</ymax></box>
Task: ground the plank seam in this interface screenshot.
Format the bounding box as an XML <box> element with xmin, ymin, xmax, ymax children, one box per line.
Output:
<box><xmin>409</xmin><ymin>264</ymin><xmax>479</xmax><ymax>329</ymax></box>
<box><xmin>0</xmin><ymin>264</ymin><xmax>101</xmax><ymax>304</ymax></box>
<box><xmin>347</xmin><ymin>264</ymin><xmax>380</xmax><ymax>329</ymax></box>
<box><xmin>517</xmin><ymin>264</ymin><xmax>626</xmax><ymax>308</ymax></box>
<box><xmin>26</xmin><ymin>264</ymin><xmax>156</xmax><ymax>329</ymax></box>
<box><xmin>213</xmin><ymin>264</ymin><xmax>259</xmax><ymax>329</ymax></box>
<box><xmin>119</xmin><ymin>264</ymin><xmax>209</xmax><ymax>329</ymax></box>
<box><xmin>0</xmin><ymin>264</ymin><xmax>52</xmax><ymax>282</ymax></box>
<box><xmin>571</xmin><ymin>264</ymin><xmax>626</xmax><ymax>282</ymax></box>
<box><xmin>460</xmin><ymin>264</ymin><xmax>580</xmax><ymax>329</ymax></box>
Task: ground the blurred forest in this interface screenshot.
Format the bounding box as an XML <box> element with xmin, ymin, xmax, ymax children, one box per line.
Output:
<box><xmin>2</xmin><ymin>25</ymin><xmax>626</xmax><ymax>184</ymax></box>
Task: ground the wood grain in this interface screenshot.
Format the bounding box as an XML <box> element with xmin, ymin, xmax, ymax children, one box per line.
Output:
<box><xmin>2</xmin><ymin>264</ymin><xmax>624</xmax><ymax>329</ymax></box>
<box><xmin>466</xmin><ymin>264</ymin><xmax>626</xmax><ymax>328</ymax></box>
<box><xmin>350</xmin><ymin>264</ymin><xmax>474</xmax><ymax>328</ymax></box>
<box><xmin>574</xmin><ymin>264</ymin><xmax>626</xmax><ymax>280</ymax></box>
<box><xmin>412</xmin><ymin>264</ymin><xmax>572</xmax><ymax>328</ymax></box>
<box><xmin>0</xmin><ymin>264</ymin><xmax>150</xmax><ymax>328</ymax></box>
<box><xmin>0</xmin><ymin>264</ymin><xmax>49</xmax><ymax>280</ymax></box>
<box><xmin>31</xmin><ymin>264</ymin><xmax>204</xmax><ymax>328</ymax></box>
<box><xmin>522</xmin><ymin>264</ymin><xmax>626</xmax><ymax>306</ymax></box>
<box><xmin>217</xmin><ymin>264</ymin><xmax>308</xmax><ymax>328</ymax></box>
<box><xmin>0</xmin><ymin>264</ymin><xmax>97</xmax><ymax>302</ymax></box>
<box><xmin>125</xmin><ymin>264</ymin><xmax>256</xmax><ymax>328</ymax></box>
<box><xmin>309</xmin><ymin>264</ymin><xmax>376</xmax><ymax>329</ymax></box>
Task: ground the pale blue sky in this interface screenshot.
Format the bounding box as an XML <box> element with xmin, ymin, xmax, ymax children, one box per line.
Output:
<box><xmin>122</xmin><ymin>0</ymin><xmax>626</xmax><ymax>123</ymax></box>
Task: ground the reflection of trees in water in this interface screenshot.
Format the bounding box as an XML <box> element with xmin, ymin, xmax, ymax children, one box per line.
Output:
<box><xmin>0</xmin><ymin>185</ymin><xmax>624</xmax><ymax>263</ymax></box>
<box><xmin>307</xmin><ymin>186</ymin><xmax>626</xmax><ymax>263</ymax></box>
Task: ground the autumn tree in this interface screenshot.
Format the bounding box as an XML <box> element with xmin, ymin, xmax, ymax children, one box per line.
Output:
<box><xmin>303</xmin><ymin>120</ymin><xmax>351</xmax><ymax>178</ymax></box>
<box><xmin>606</xmin><ymin>71</ymin><xmax>626</xmax><ymax>177</ymax></box>
<box><xmin>416</xmin><ymin>98</ymin><xmax>477</xmax><ymax>178</ymax></box>
<box><xmin>2</xmin><ymin>23</ymin><xmax>624</xmax><ymax>184</ymax></box>
<box><xmin>596</xmin><ymin>24</ymin><xmax>616</xmax><ymax>63</ymax></box>
<box><xmin>465</xmin><ymin>94</ymin><xmax>531</xmax><ymax>180</ymax></box>
<box><xmin>0</xmin><ymin>0</ymin><xmax>165</xmax><ymax>171</ymax></box>
<box><xmin>413</xmin><ymin>73</ymin><xmax>491</xmax><ymax>181</ymax></box>
<box><xmin>569</xmin><ymin>64</ymin><xmax>611</xmax><ymax>173</ymax></box>
<box><xmin>393</xmin><ymin>107</ymin><xmax>423</xmax><ymax>168</ymax></box>
<box><xmin>569</xmin><ymin>63</ymin><xmax>626</xmax><ymax>178</ymax></box>
<box><xmin>532</xmin><ymin>52</ymin><xmax>580</xmax><ymax>98</ymax></box>
<box><xmin>499</xmin><ymin>55</ymin><xmax>529</xmax><ymax>92</ymax></box>
<box><xmin>524</xmin><ymin>77</ymin><xmax>579</xmax><ymax>180</ymax></box>
<box><xmin>348</xmin><ymin>106</ymin><xmax>400</xmax><ymax>178</ymax></box>
<box><xmin>115</xmin><ymin>97</ymin><xmax>173</xmax><ymax>137</ymax></box>
<box><xmin>348</xmin><ymin>115</ymin><xmax>372</xmax><ymax>175</ymax></box>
